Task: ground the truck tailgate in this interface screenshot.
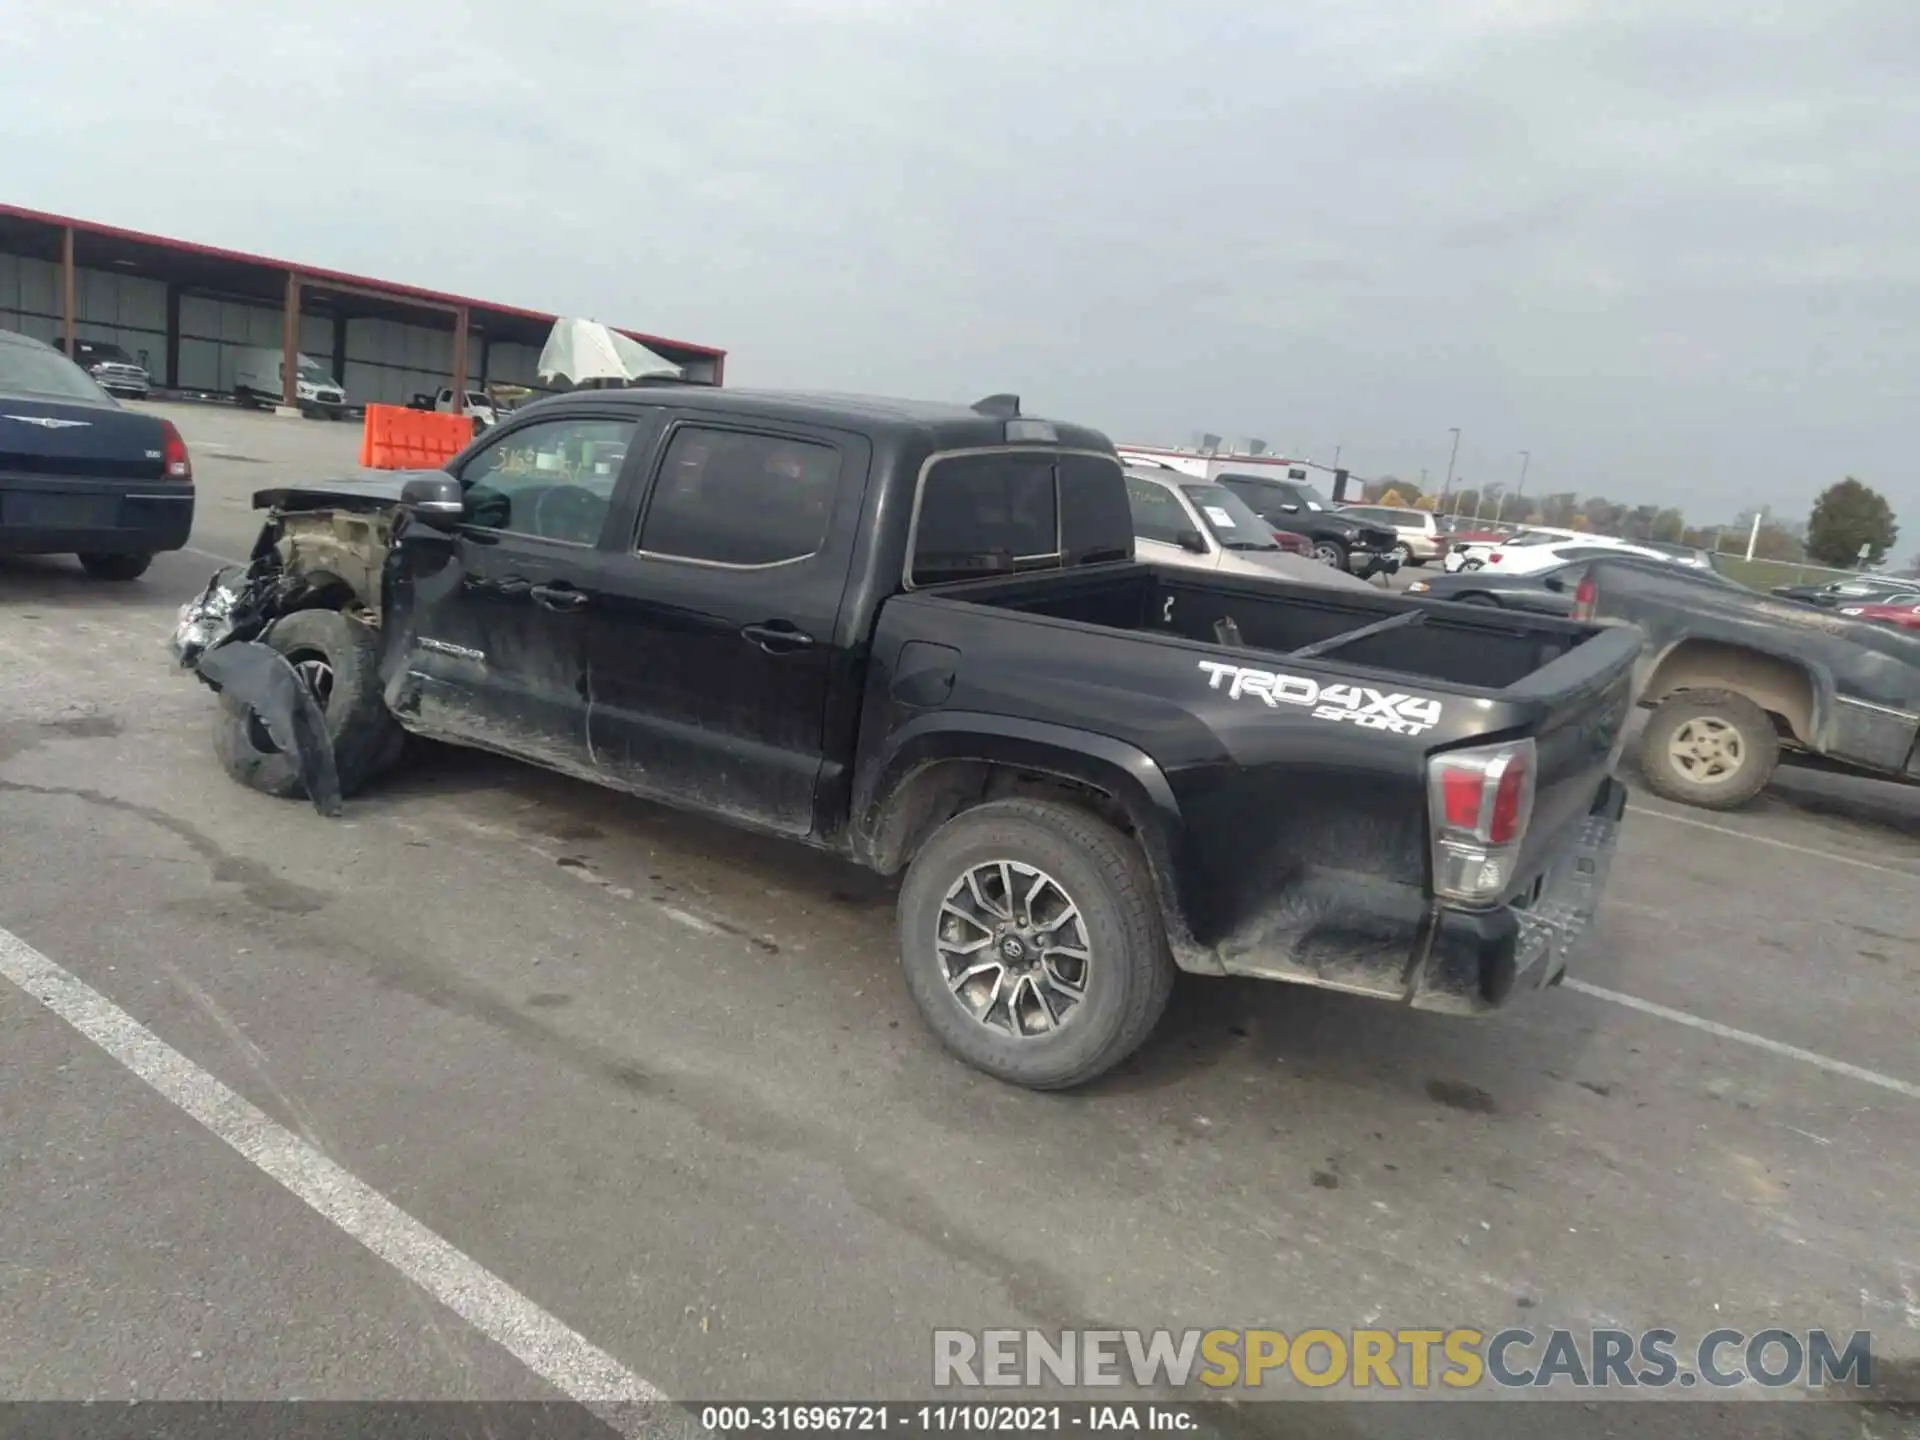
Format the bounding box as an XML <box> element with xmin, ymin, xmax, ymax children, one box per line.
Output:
<box><xmin>1494</xmin><ymin>626</ymin><xmax>1638</xmax><ymax>899</ymax></box>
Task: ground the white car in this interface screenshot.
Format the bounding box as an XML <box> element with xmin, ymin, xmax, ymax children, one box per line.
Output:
<box><xmin>1480</xmin><ymin>538</ymin><xmax>1672</xmax><ymax>576</ymax></box>
<box><xmin>1447</xmin><ymin>528</ymin><xmax>1666</xmax><ymax>573</ymax></box>
<box><xmin>1122</xmin><ymin>468</ymin><xmax>1376</xmax><ymax>590</ymax></box>
<box><xmin>1444</xmin><ymin>529</ymin><xmax>1563</xmax><ymax>572</ymax></box>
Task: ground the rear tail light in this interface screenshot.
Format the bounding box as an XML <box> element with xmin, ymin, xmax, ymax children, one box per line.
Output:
<box><xmin>159</xmin><ymin>420</ymin><xmax>192</xmax><ymax>480</ymax></box>
<box><xmin>1426</xmin><ymin>738</ymin><xmax>1536</xmax><ymax>906</ymax></box>
<box><xmin>1572</xmin><ymin>573</ymin><xmax>1598</xmax><ymax>621</ymax></box>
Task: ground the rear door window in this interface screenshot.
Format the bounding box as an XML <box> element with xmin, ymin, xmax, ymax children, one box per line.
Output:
<box><xmin>911</xmin><ymin>449</ymin><xmax>1132</xmax><ymax>586</ymax></box>
<box><xmin>1217</xmin><ymin>476</ymin><xmax>1281</xmax><ymax>514</ymax></box>
<box><xmin>1125</xmin><ymin>478</ymin><xmax>1191</xmax><ymax>545</ymax></box>
<box><xmin>639</xmin><ymin>426</ymin><xmax>842</xmax><ymax>567</ymax></box>
<box><xmin>912</xmin><ymin>452</ymin><xmax>1057</xmax><ymax>585</ymax></box>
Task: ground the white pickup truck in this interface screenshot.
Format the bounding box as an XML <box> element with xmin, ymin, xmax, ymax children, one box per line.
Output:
<box><xmin>410</xmin><ymin>387</ymin><xmax>501</xmax><ymax>431</ymax></box>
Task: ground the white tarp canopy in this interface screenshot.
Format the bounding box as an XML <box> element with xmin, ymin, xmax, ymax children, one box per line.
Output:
<box><xmin>536</xmin><ymin>318</ymin><xmax>683</xmax><ymax>385</ymax></box>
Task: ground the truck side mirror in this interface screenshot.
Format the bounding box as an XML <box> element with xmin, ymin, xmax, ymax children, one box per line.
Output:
<box><xmin>1176</xmin><ymin>528</ymin><xmax>1208</xmax><ymax>554</ymax></box>
<box><xmin>400</xmin><ymin>473</ymin><xmax>465</xmax><ymax>531</ymax></box>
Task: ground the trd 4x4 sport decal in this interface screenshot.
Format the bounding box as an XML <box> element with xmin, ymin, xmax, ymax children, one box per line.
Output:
<box><xmin>1198</xmin><ymin>661</ymin><xmax>1443</xmax><ymax>737</ymax></box>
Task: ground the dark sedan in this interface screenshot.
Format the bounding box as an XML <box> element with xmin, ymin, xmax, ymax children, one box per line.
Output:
<box><xmin>1407</xmin><ymin>553</ymin><xmax>1747</xmax><ymax>614</ymax></box>
<box><xmin>1772</xmin><ymin>575</ymin><xmax>1920</xmax><ymax>608</ymax></box>
<box><xmin>0</xmin><ymin>329</ymin><xmax>194</xmax><ymax>580</ymax></box>
<box><xmin>1405</xmin><ymin>564</ymin><xmax>1584</xmax><ymax>614</ymax></box>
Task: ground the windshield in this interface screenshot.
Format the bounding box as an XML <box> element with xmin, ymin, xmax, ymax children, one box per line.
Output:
<box><xmin>1181</xmin><ymin>483</ymin><xmax>1278</xmax><ymax>550</ymax></box>
<box><xmin>83</xmin><ymin>342</ymin><xmax>133</xmax><ymax>364</ymax></box>
<box><xmin>297</xmin><ymin>357</ymin><xmax>333</xmax><ymax>382</ymax></box>
<box><xmin>1290</xmin><ymin>481</ymin><xmax>1332</xmax><ymax>510</ymax></box>
<box><xmin>0</xmin><ymin>337</ymin><xmax>113</xmax><ymax>402</ymax></box>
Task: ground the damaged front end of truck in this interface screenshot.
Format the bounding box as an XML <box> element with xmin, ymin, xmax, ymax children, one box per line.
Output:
<box><xmin>170</xmin><ymin>483</ymin><xmax>408</xmax><ymax>818</ymax></box>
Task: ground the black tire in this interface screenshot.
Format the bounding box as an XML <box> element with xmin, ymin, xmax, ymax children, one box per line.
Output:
<box><xmin>1310</xmin><ymin>538</ymin><xmax>1349</xmax><ymax>570</ymax></box>
<box><xmin>77</xmin><ymin>552</ymin><xmax>152</xmax><ymax>581</ymax></box>
<box><xmin>213</xmin><ymin>608</ymin><xmax>405</xmax><ymax>802</ymax></box>
<box><xmin>1637</xmin><ymin>689</ymin><xmax>1779</xmax><ymax>810</ymax></box>
<box><xmin>896</xmin><ymin>798</ymin><xmax>1176</xmax><ymax>1091</ymax></box>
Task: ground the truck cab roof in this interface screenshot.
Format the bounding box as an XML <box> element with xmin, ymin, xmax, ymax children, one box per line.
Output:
<box><xmin>508</xmin><ymin>385</ymin><xmax>1114</xmax><ymax>455</ymax></box>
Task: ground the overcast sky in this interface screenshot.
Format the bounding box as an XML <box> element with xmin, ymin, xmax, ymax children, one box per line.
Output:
<box><xmin>4</xmin><ymin>0</ymin><xmax>1915</xmax><ymax>528</ymax></box>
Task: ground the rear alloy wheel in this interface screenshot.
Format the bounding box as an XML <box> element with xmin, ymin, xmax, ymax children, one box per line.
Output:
<box><xmin>78</xmin><ymin>552</ymin><xmax>152</xmax><ymax>581</ymax></box>
<box><xmin>1395</xmin><ymin>542</ymin><xmax>1416</xmax><ymax>566</ymax></box>
<box><xmin>897</xmin><ymin>798</ymin><xmax>1174</xmax><ymax>1090</ymax></box>
<box><xmin>1637</xmin><ymin>689</ymin><xmax>1779</xmax><ymax>810</ymax></box>
<box><xmin>938</xmin><ymin>860</ymin><xmax>1093</xmax><ymax>1037</ymax></box>
<box><xmin>1311</xmin><ymin>539</ymin><xmax>1348</xmax><ymax>569</ymax></box>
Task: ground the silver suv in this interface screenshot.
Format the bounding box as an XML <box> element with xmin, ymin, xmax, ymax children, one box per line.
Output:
<box><xmin>1122</xmin><ymin>467</ymin><xmax>1375</xmax><ymax>590</ymax></box>
<box><xmin>1338</xmin><ymin>503</ymin><xmax>1445</xmax><ymax>566</ymax></box>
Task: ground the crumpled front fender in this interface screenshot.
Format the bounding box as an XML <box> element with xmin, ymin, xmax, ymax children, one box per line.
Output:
<box><xmin>171</xmin><ymin>562</ymin><xmax>343</xmax><ymax>818</ymax></box>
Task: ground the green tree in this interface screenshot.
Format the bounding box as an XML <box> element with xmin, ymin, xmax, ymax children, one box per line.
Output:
<box><xmin>1583</xmin><ymin>497</ymin><xmax>1628</xmax><ymax>535</ymax></box>
<box><xmin>1621</xmin><ymin>504</ymin><xmax>1661</xmax><ymax>540</ymax></box>
<box><xmin>1806</xmin><ymin>477</ymin><xmax>1898</xmax><ymax>567</ymax></box>
<box><xmin>1536</xmin><ymin>492</ymin><xmax>1580</xmax><ymax>528</ymax></box>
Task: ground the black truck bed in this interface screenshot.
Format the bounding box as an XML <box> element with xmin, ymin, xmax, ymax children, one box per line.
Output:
<box><xmin>935</xmin><ymin>562</ymin><xmax>1604</xmax><ymax>693</ymax></box>
<box><xmin>859</xmin><ymin>562</ymin><xmax>1638</xmax><ymax>1011</ymax></box>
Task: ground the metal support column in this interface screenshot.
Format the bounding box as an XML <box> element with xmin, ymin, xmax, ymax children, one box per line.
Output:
<box><xmin>331</xmin><ymin>310</ymin><xmax>348</xmax><ymax>384</ymax></box>
<box><xmin>451</xmin><ymin>306</ymin><xmax>470</xmax><ymax>405</ymax></box>
<box><xmin>164</xmin><ymin>284</ymin><xmax>182</xmax><ymax>388</ymax></box>
<box><xmin>280</xmin><ymin>271</ymin><xmax>302</xmax><ymax>413</ymax></box>
<box><xmin>60</xmin><ymin>228</ymin><xmax>77</xmax><ymax>356</ymax></box>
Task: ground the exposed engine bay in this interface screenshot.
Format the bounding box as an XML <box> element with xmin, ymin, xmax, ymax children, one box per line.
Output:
<box><xmin>171</xmin><ymin>505</ymin><xmax>398</xmax><ymax>816</ymax></box>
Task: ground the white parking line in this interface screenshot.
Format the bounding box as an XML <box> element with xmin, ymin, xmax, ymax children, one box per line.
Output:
<box><xmin>1628</xmin><ymin>804</ymin><xmax>1920</xmax><ymax>880</ymax></box>
<box><xmin>0</xmin><ymin>925</ymin><xmax>666</xmax><ymax>1428</ymax></box>
<box><xmin>1564</xmin><ymin>978</ymin><xmax>1920</xmax><ymax>1101</ymax></box>
<box><xmin>181</xmin><ymin>545</ymin><xmax>243</xmax><ymax>567</ymax></box>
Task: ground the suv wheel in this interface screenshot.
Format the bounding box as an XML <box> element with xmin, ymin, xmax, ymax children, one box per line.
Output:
<box><xmin>78</xmin><ymin>552</ymin><xmax>152</xmax><ymax>581</ymax></box>
<box><xmin>1310</xmin><ymin>539</ymin><xmax>1348</xmax><ymax>569</ymax></box>
<box><xmin>896</xmin><ymin>799</ymin><xmax>1175</xmax><ymax>1090</ymax></box>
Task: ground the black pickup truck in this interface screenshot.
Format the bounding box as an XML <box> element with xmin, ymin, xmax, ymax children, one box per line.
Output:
<box><xmin>172</xmin><ymin>387</ymin><xmax>1638</xmax><ymax>1089</ymax></box>
<box><xmin>1575</xmin><ymin>557</ymin><xmax>1920</xmax><ymax>809</ymax></box>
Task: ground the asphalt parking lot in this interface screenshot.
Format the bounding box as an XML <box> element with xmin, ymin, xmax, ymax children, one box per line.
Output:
<box><xmin>2</xmin><ymin>403</ymin><xmax>1917</xmax><ymax>1436</ymax></box>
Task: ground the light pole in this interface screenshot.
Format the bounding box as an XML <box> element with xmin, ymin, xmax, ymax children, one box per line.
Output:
<box><xmin>1440</xmin><ymin>427</ymin><xmax>1461</xmax><ymax>504</ymax></box>
<box><xmin>1496</xmin><ymin>450</ymin><xmax>1529</xmax><ymax>524</ymax></box>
